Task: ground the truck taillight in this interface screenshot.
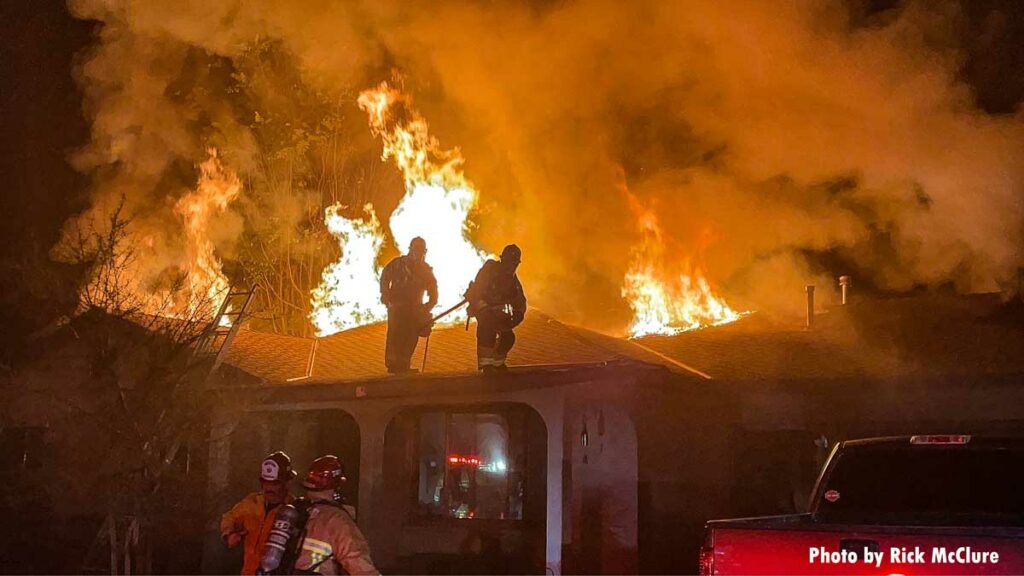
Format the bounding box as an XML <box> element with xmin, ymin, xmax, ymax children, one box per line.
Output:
<box><xmin>910</xmin><ymin>434</ymin><xmax>971</xmax><ymax>445</ymax></box>
<box><xmin>699</xmin><ymin>528</ymin><xmax>714</xmax><ymax>576</ymax></box>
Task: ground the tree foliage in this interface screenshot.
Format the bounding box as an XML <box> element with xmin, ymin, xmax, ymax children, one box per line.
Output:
<box><xmin>3</xmin><ymin>201</ymin><xmax>238</xmax><ymax>573</ymax></box>
<box><xmin>226</xmin><ymin>39</ymin><xmax>402</xmax><ymax>336</ymax></box>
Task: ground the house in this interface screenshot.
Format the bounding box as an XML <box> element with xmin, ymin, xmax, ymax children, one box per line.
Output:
<box><xmin>0</xmin><ymin>310</ymin><xmax>212</xmax><ymax>573</ymax></box>
<box><xmin>204</xmin><ymin>310</ymin><xmax>709</xmax><ymax>574</ymax></box>
<box><xmin>203</xmin><ymin>294</ymin><xmax>1024</xmax><ymax>574</ymax></box>
<box><xmin>629</xmin><ymin>292</ymin><xmax>1024</xmax><ymax>554</ymax></box>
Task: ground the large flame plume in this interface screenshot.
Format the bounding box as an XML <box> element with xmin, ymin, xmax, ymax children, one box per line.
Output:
<box><xmin>173</xmin><ymin>149</ymin><xmax>242</xmax><ymax>320</ymax></box>
<box><xmin>81</xmin><ymin>149</ymin><xmax>240</xmax><ymax>323</ymax></box>
<box><xmin>623</xmin><ymin>196</ymin><xmax>741</xmax><ymax>338</ymax></box>
<box><xmin>310</xmin><ymin>82</ymin><xmax>490</xmax><ymax>336</ymax></box>
<box><xmin>309</xmin><ymin>204</ymin><xmax>388</xmax><ymax>334</ymax></box>
<box><xmin>66</xmin><ymin>1</ymin><xmax>1024</xmax><ymax>333</ymax></box>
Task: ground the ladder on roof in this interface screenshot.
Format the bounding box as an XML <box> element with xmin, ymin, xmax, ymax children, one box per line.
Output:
<box><xmin>193</xmin><ymin>286</ymin><xmax>256</xmax><ymax>374</ymax></box>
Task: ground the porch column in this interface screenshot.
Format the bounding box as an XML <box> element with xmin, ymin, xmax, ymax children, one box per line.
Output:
<box><xmin>354</xmin><ymin>406</ymin><xmax>390</xmax><ymax>525</ymax></box>
<box><xmin>527</xmin><ymin>389</ymin><xmax>566</xmax><ymax>575</ymax></box>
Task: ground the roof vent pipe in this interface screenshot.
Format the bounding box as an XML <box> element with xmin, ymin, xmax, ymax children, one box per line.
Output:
<box><xmin>805</xmin><ymin>285</ymin><xmax>815</xmax><ymax>330</ymax></box>
<box><xmin>839</xmin><ymin>275</ymin><xmax>851</xmax><ymax>305</ymax></box>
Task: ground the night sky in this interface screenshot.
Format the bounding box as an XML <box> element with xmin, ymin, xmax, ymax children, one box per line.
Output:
<box><xmin>1</xmin><ymin>0</ymin><xmax>93</xmax><ymax>264</ymax></box>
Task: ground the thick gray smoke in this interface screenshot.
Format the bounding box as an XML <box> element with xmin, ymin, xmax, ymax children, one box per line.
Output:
<box><xmin>62</xmin><ymin>0</ymin><xmax>1024</xmax><ymax>333</ymax></box>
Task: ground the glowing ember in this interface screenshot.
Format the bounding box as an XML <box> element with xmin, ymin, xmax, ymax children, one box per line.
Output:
<box><xmin>174</xmin><ymin>149</ymin><xmax>241</xmax><ymax>322</ymax></box>
<box><xmin>310</xmin><ymin>82</ymin><xmax>489</xmax><ymax>336</ymax></box>
<box><xmin>310</xmin><ymin>204</ymin><xmax>388</xmax><ymax>334</ymax></box>
<box><xmin>622</xmin><ymin>197</ymin><xmax>742</xmax><ymax>338</ymax></box>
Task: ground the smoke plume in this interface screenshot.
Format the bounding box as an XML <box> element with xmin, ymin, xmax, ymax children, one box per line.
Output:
<box><xmin>62</xmin><ymin>0</ymin><xmax>1024</xmax><ymax>333</ymax></box>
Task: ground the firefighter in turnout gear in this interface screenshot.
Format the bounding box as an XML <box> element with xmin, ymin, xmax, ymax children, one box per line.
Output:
<box><xmin>380</xmin><ymin>237</ymin><xmax>438</xmax><ymax>374</ymax></box>
<box><xmin>294</xmin><ymin>455</ymin><xmax>379</xmax><ymax>575</ymax></box>
<box><xmin>465</xmin><ymin>244</ymin><xmax>527</xmax><ymax>372</ymax></box>
<box><xmin>221</xmin><ymin>451</ymin><xmax>297</xmax><ymax>575</ymax></box>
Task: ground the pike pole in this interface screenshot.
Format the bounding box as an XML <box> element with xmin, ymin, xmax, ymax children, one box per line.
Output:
<box><xmin>432</xmin><ymin>298</ymin><xmax>469</xmax><ymax>323</ymax></box>
<box><xmin>421</xmin><ymin>299</ymin><xmax>470</xmax><ymax>372</ymax></box>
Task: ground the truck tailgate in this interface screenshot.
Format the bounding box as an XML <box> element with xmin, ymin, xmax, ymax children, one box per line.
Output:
<box><xmin>710</xmin><ymin>526</ymin><xmax>1024</xmax><ymax>575</ymax></box>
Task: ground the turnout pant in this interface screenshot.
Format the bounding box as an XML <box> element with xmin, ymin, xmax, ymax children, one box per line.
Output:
<box><xmin>476</xmin><ymin>309</ymin><xmax>516</xmax><ymax>369</ymax></box>
<box><xmin>385</xmin><ymin>305</ymin><xmax>422</xmax><ymax>372</ymax></box>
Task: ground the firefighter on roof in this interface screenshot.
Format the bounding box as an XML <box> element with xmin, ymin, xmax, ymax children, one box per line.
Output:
<box><xmin>379</xmin><ymin>236</ymin><xmax>438</xmax><ymax>374</ymax></box>
<box><xmin>221</xmin><ymin>451</ymin><xmax>296</xmax><ymax>575</ymax></box>
<box><xmin>294</xmin><ymin>455</ymin><xmax>379</xmax><ymax>575</ymax></box>
<box><xmin>465</xmin><ymin>244</ymin><xmax>527</xmax><ymax>372</ymax></box>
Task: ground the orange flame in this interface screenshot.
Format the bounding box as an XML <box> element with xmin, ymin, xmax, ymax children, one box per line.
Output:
<box><xmin>174</xmin><ymin>148</ymin><xmax>241</xmax><ymax>321</ymax></box>
<box><xmin>622</xmin><ymin>196</ymin><xmax>742</xmax><ymax>338</ymax></box>
<box><xmin>309</xmin><ymin>204</ymin><xmax>388</xmax><ymax>334</ymax></box>
<box><xmin>83</xmin><ymin>149</ymin><xmax>240</xmax><ymax>323</ymax></box>
<box><xmin>310</xmin><ymin>82</ymin><xmax>489</xmax><ymax>336</ymax></box>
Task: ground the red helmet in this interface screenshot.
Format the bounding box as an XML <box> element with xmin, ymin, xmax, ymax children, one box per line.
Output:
<box><xmin>303</xmin><ymin>455</ymin><xmax>346</xmax><ymax>490</ymax></box>
<box><xmin>260</xmin><ymin>451</ymin><xmax>297</xmax><ymax>483</ymax></box>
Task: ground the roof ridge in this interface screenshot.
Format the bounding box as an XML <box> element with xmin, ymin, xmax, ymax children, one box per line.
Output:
<box><xmin>527</xmin><ymin>310</ymin><xmax>626</xmax><ymax>356</ymax></box>
<box><xmin>623</xmin><ymin>339</ymin><xmax>713</xmax><ymax>380</ymax></box>
<box><xmin>531</xmin><ymin>311</ymin><xmax>715</xmax><ymax>380</ymax></box>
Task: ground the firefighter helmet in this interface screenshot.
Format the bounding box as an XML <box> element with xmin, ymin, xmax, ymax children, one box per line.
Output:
<box><xmin>500</xmin><ymin>244</ymin><xmax>522</xmax><ymax>264</ymax></box>
<box><xmin>303</xmin><ymin>455</ymin><xmax>347</xmax><ymax>490</ymax></box>
<box><xmin>260</xmin><ymin>451</ymin><xmax>297</xmax><ymax>483</ymax></box>
<box><xmin>409</xmin><ymin>236</ymin><xmax>427</xmax><ymax>256</ymax></box>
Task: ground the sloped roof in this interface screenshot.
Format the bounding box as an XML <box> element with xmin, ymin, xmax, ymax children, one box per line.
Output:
<box><xmin>224</xmin><ymin>309</ymin><xmax>686</xmax><ymax>384</ymax></box>
<box><xmin>224</xmin><ymin>293</ymin><xmax>1024</xmax><ymax>385</ymax></box>
<box><xmin>224</xmin><ymin>329</ymin><xmax>315</xmax><ymax>383</ymax></box>
<box><xmin>634</xmin><ymin>293</ymin><xmax>1024</xmax><ymax>381</ymax></box>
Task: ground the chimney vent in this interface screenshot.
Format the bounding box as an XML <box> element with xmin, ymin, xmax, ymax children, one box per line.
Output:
<box><xmin>839</xmin><ymin>275</ymin><xmax>851</xmax><ymax>305</ymax></box>
<box><xmin>805</xmin><ymin>285</ymin><xmax>815</xmax><ymax>330</ymax></box>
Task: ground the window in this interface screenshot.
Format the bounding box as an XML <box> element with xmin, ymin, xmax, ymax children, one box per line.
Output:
<box><xmin>818</xmin><ymin>446</ymin><xmax>1024</xmax><ymax>526</ymax></box>
<box><xmin>416</xmin><ymin>411</ymin><xmax>525</xmax><ymax>520</ymax></box>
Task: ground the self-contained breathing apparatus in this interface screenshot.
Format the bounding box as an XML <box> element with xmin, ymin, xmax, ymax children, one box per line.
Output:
<box><xmin>256</xmin><ymin>497</ymin><xmax>311</xmax><ymax>576</ymax></box>
<box><xmin>259</xmin><ymin>497</ymin><xmax>360</xmax><ymax>575</ymax></box>
<box><xmin>257</xmin><ymin>497</ymin><xmax>354</xmax><ymax>575</ymax></box>
<box><xmin>258</xmin><ymin>454</ymin><xmax>352</xmax><ymax>575</ymax></box>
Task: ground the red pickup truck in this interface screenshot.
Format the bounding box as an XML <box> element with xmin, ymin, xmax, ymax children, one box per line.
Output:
<box><xmin>701</xmin><ymin>435</ymin><xmax>1024</xmax><ymax>575</ymax></box>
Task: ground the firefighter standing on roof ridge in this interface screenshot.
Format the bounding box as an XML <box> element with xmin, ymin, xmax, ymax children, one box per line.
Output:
<box><xmin>221</xmin><ymin>451</ymin><xmax>296</xmax><ymax>575</ymax></box>
<box><xmin>380</xmin><ymin>236</ymin><xmax>438</xmax><ymax>374</ymax></box>
<box><xmin>293</xmin><ymin>455</ymin><xmax>379</xmax><ymax>575</ymax></box>
<box><xmin>465</xmin><ymin>244</ymin><xmax>527</xmax><ymax>372</ymax></box>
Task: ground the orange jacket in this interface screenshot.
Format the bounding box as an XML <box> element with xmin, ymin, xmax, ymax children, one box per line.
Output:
<box><xmin>294</xmin><ymin>501</ymin><xmax>379</xmax><ymax>575</ymax></box>
<box><xmin>220</xmin><ymin>492</ymin><xmax>291</xmax><ymax>575</ymax></box>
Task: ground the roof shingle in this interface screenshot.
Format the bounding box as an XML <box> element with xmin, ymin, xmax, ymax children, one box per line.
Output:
<box><xmin>635</xmin><ymin>294</ymin><xmax>1024</xmax><ymax>380</ymax></box>
<box><xmin>224</xmin><ymin>309</ymin><xmax>681</xmax><ymax>384</ymax></box>
<box><xmin>224</xmin><ymin>294</ymin><xmax>1024</xmax><ymax>385</ymax></box>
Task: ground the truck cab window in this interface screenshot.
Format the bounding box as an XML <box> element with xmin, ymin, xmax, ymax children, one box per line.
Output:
<box><xmin>819</xmin><ymin>446</ymin><xmax>1024</xmax><ymax>526</ymax></box>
